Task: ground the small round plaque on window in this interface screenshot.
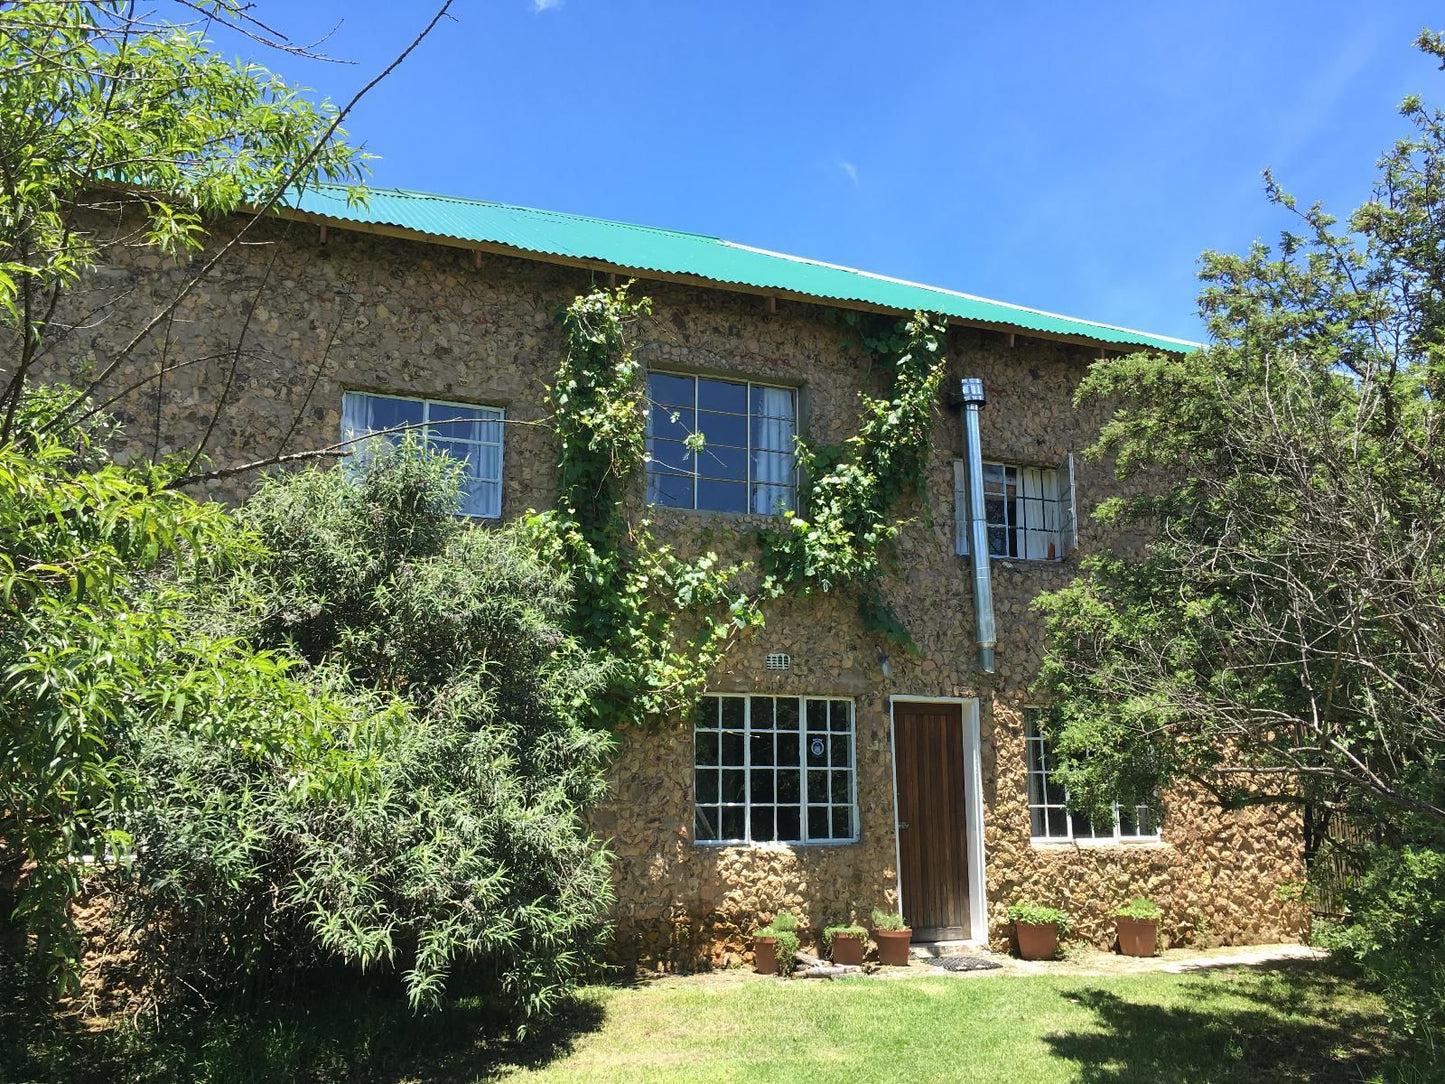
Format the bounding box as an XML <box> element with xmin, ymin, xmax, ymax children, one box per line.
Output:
<box><xmin>810</xmin><ymin>737</ymin><xmax>825</xmax><ymax>758</ymax></box>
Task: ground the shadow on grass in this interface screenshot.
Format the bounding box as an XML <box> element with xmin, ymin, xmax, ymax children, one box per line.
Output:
<box><xmin>0</xmin><ymin>978</ymin><xmax>607</xmax><ymax>1084</ymax></box>
<box><xmin>1043</xmin><ymin>959</ymin><xmax>1406</xmax><ymax>1084</ymax></box>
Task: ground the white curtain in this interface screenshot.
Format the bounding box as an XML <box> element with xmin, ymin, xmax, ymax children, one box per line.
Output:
<box><xmin>751</xmin><ymin>387</ymin><xmax>795</xmax><ymax>514</ymax></box>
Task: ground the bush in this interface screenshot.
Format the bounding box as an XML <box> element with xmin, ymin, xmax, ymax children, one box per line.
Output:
<box><xmin>117</xmin><ymin>444</ymin><xmax>615</xmax><ymax>1021</ymax></box>
<box><xmin>870</xmin><ymin>908</ymin><xmax>907</xmax><ymax>932</ymax></box>
<box><xmin>754</xmin><ymin>913</ymin><xmax>799</xmax><ymax>975</ymax></box>
<box><xmin>1007</xmin><ymin>903</ymin><xmax>1071</xmax><ymax>935</ymax></box>
<box><xmin>1116</xmin><ymin>897</ymin><xmax>1162</xmax><ymax>921</ymax></box>
<box><xmin>823</xmin><ymin>924</ymin><xmax>868</xmax><ymax>950</ymax></box>
<box><xmin>1321</xmin><ymin>844</ymin><xmax>1445</xmax><ymax>1041</ymax></box>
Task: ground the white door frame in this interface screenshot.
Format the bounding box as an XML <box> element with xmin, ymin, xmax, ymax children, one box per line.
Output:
<box><xmin>887</xmin><ymin>695</ymin><xmax>988</xmax><ymax>943</ymax></box>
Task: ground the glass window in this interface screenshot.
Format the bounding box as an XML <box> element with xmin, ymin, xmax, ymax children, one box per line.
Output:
<box><xmin>1024</xmin><ymin>714</ymin><xmax>1160</xmax><ymax>842</ymax></box>
<box><xmin>955</xmin><ymin>459</ymin><xmax>1073</xmax><ymax>560</ymax></box>
<box><xmin>694</xmin><ymin>695</ymin><xmax>856</xmax><ymax>844</ymax></box>
<box><xmin>645</xmin><ymin>373</ymin><xmax>797</xmax><ymax>515</ymax></box>
<box><xmin>341</xmin><ymin>391</ymin><xmax>504</xmax><ymax>518</ymax></box>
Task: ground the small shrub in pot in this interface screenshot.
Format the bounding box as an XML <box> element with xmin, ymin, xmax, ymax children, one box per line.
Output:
<box><xmin>753</xmin><ymin>912</ymin><xmax>799</xmax><ymax>975</ymax></box>
<box><xmin>870</xmin><ymin>907</ymin><xmax>912</xmax><ymax>966</ymax></box>
<box><xmin>824</xmin><ymin>923</ymin><xmax>868</xmax><ymax>966</ymax></box>
<box><xmin>1007</xmin><ymin>903</ymin><xmax>1070</xmax><ymax>960</ymax></box>
<box><xmin>1115</xmin><ymin>897</ymin><xmax>1162</xmax><ymax>957</ymax></box>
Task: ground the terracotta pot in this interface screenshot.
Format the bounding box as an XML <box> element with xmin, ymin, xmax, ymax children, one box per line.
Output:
<box><xmin>753</xmin><ymin>935</ymin><xmax>778</xmax><ymax>975</ymax></box>
<box><xmin>1014</xmin><ymin>921</ymin><xmax>1059</xmax><ymax>960</ymax></box>
<box><xmin>830</xmin><ymin>932</ymin><xmax>865</xmax><ymax>966</ymax></box>
<box><xmin>1116</xmin><ymin>917</ymin><xmax>1159</xmax><ymax>958</ymax></box>
<box><xmin>874</xmin><ymin>928</ymin><xmax>913</xmax><ymax>966</ymax></box>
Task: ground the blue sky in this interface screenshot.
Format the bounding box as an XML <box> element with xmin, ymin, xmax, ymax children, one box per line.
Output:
<box><xmin>216</xmin><ymin>2</ymin><xmax>1441</xmax><ymax>341</ymax></box>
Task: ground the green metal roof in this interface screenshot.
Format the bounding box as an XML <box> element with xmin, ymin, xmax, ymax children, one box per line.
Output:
<box><xmin>284</xmin><ymin>184</ymin><xmax>1198</xmax><ymax>353</ymax></box>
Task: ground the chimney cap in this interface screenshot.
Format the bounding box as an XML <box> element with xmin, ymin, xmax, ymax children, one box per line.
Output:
<box><xmin>960</xmin><ymin>377</ymin><xmax>986</xmax><ymax>406</ymax></box>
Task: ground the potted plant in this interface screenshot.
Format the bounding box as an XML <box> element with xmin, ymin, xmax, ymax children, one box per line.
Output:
<box><xmin>1115</xmin><ymin>897</ymin><xmax>1162</xmax><ymax>957</ymax></box>
<box><xmin>824</xmin><ymin>922</ymin><xmax>868</xmax><ymax>966</ymax></box>
<box><xmin>752</xmin><ymin>912</ymin><xmax>799</xmax><ymax>975</ymax></box>
<box><xmin>870</xmin><ymin>907</ymin><xmax>912</xmax><ymax>966</ymax></box>
<box><xmin>1007</xmin><ymin>903</ymin><xmax>1070</xmax><ymax>960</ymax></box>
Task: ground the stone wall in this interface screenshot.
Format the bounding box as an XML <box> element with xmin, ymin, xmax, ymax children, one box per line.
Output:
<box><xmin>37</xmin><ymin>214</ymin><xmax>1309</xmax><ymax>967</ymax></box>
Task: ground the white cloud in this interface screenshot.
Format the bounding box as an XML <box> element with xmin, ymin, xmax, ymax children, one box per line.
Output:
<box><xmin>532</xmin><ymin>0</ymin><xmax>563</xmax><ymax>11</ymax></box>
<box><xmin>838</xmin><ymin>160</ymin><xmax>859</xmax><ymax>186</ymax></box>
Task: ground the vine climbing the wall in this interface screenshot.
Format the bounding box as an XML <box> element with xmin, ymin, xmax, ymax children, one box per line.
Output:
<box><xmin>757</xmin><ymin>311</ymin><xmax>949</xmax><ymax>645</ymax></box>
<box><xmin>528</xmin><ymin>285</ymin><xmax>948</xmax><ymax>731</ymax></box>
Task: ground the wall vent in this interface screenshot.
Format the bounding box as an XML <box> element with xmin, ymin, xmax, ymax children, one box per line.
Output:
<box><xmin>764</xmin><ymin>652</ymin><xmax>791</xmax><ymax>672</ymax></box>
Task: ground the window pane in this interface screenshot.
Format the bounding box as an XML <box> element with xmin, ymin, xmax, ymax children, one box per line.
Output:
<box><xmin>751</xmin><ymin>769</ymin><xmax>774</xmax><ymax>802</ymax></box>
<box><xmin>1046</xmin><ymin>808</ymin><xmax>1069</xmax><ymax>837</ymax></box>
<box><xmin>750</xmin><ymin>732</ymin><xmax>774</xmax><ymax>767</ymax></box>
<box><xmin>749</xmin><ymin>696</ymin><xmax>775</xmax><ymax>730</ymax></box>
<box><xmin>1030</xmin><ymin>805</ymin><xmax>1048</xmax><ymax>837</ymax></box>
<box><xmin>830</xmin><ymin>734</ymin><xmax>850</xmax><ymax>768</ymax></box>
<box><xmin>648</xmin><ymin>372</ymin><xmax>694</xmax><ymax>409</ymax></box>
<box><xmin>648</xmin><ymin>403</ymin><xmax>693</xmax><ymax>442</ymax></box>
<box><xmin>776</xmin><ymin>697</ymin><xmax>800</xmax><ymax>733</ymax></box>
<box><xmin>808</xmin><ymin>769</ymin><xmax>829</xmax><ymax>799</ymax></box>
<box><xmin>695</xmin><ymin>805</ymin><xmax>719</xmax><ymax>841</ymax></box>
<box><xmin>830</xmin><ymin>771</ymin><xmax>850</xmax><ymax>802</ymax></box>
<box><xmin>697</xmin><ymin>480</ymin><xmax>747</xmax><ymax>513</ymax></box>
<box><xmin>427</xmin><ymin>402</ymin><xmax>485</xmax><ymax>441</ymax></box>
<box><xmin>695</xmin><ymin>443</ymin><xmax>747</xmax><ymax>482</ymax></box>
<box><xmin>720</xmin><ymin>806</ymin><xmax>744</xmax><ymax>841</ymax></box>
<box><xmin>721</xmin><ymin>730</ymin><xmax>744</xmax><ymax>766</ymax></box>
<box><xmin>695</xmin><ymin>731</ymin><xmax>719</xmax><ymax>766</ymax></box>
<box><xmin>776</xmin><ymin>769</ymin><xmax>800</xmax><ymax>803</ymax></box>
<box><xmin>721</xmin><ymin>769</ymin><xmax>746</xmax><ymax>802</ymax></box>
<box><xmin>829</xmin><ymin>702</ymin><xmax>850</xmax><ymax>733</ymax></box>
<box><xmin>832</xmin><ymin>808</ymin><xmax>852</xmax><ymax>839</ymax></box>
<box><xmin>720</xmin><ymin>697</ymin><xmax>745</xmax><ymax>729</ymax></box>
<box><xmin>695</xmin><ymin>769</ymin><xmax>719</xmax><ymax>803</ymax></box>
<box><xmin>646</xmin><ymin>437</ymin><xmax>694</xmax><ymax>477</ymax></box>
<box><xmin>648</xmin><ymin>471</ymin><xmax>693</xmax><ymax>508</ymax></box>
<box><xmin>696</xmin><ymin>377</ymin><xmax>747</xmax><ymax>415</ymax></box>
<box><xmin>805</xmin><ymin>699</ymin><xmax>829</xmax><ymax>731</ymax></box>
<box><xmin>805</xmin><ymin>735</ymin><xmax>827</xmax><ymax>767</ymax></box>
<box><xmin>776</xmin><ymin>732</ymin><xmax>799</xmax><ymax>767</ymax></box>
<box><xmin>696</xmin><ymin>409</ymin><xmax>747</xmax><ymax>449</ymax></box>
<box><xmin>807</xmin><ymin>807</ymin><xmax>830</xmax><ymax>840</ymax></box>
<box><xmin>751</xmin><ymin>806</ymin><xmax>775</xmax><ymax>843</ymax></box>
<box><xmin>777</xmin><ymin>806</ymin><xmax>801</xmax><ymax>841</ymax></box>
<box><xmin>366</xmin><ymin>395</ymin><xmax>424</xmax><ymax>435</ymax></box>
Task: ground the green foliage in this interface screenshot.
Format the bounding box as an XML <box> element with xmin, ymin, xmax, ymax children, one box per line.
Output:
<box><xmin>1320</xmin><ymin>845</ymin><xmax>1445</xmax><ymax>1041</ymax></box>
<box><xmin>758</xmin><ymin>312</ymin><xmax>948</xmax><ymax>645</ymax></box>
<box><xmin>1033</xmin><ymin>31</ymin><xmax>1445</xmax><ymax>1038</ymax></box>
<box><xmin>870</xmin><ymin>907</ymin><xmax>907</xmax><ymax>932</ymax></box>
<box><xmin>753</xmin><ymin>914</ymin><xmax>799</xmax><ymax>975</ymax></box>
<box><xmin>1116</xmin><ymin>897</ymin><xmax>1162</xmax><ymax>921</ymax></box>
<box><xmin>823</xmin><ymin>924</ymin><xmax>868</xmax><ymax>950</ymax></box>
<box><xmin>0</xmin><ymin>387</ymin><xmax>289</xmax><ymax>989</ymax></box>
<box><xmin>1033</xmin><ymin>38</ymin><xmax>1445</xmax><ymax>827</ymax></box>
<box><xmin>1007</xmin><ymin>903</ymin><xmax>1071</xmax><ymax>935</ymax></box>
<box><xmin>121</xmin><ymin>443</ymin><xmax>615</xmax><ymax>1019</ymax></box>
<box><xmin>526</xmin><ymin>285</ymin><xmax>764</xmax><ymax>730</ymax></box>
<box><xmin>768</xmin><ymin>911</ymin><xmax>800</xmax><ymax>933</ymax></box>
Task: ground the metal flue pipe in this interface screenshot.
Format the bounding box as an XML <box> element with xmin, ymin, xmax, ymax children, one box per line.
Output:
<box><xmin>960</xmin><ymin>377</ymin><xmax>996</xmax><ymax>674</ymax></box>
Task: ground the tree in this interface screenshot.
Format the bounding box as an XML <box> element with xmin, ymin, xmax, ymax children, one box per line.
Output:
<box><xmin>0</xmin><ymin>0</ymin><xmax>446</xmax><ymax>990</ymax></box>
<box><xmin>120</xmin><ymin>445</ymin><xmax>614</xmax><ymax>1017</ymax></box>
<box><xmin>1034</xmin><ymin>32</ymin><xmax>1445</xmax><ymax>1037</ymax></box>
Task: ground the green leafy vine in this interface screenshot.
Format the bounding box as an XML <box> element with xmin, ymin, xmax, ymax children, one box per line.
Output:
<box><xmin>757</xmin><ymin>311</ymin><xmax>949</xmax><ymax>645</ymax></box>
<box><xmin>529</xmin><ymin>286</ymin><xmax>947</xmax><ymax>730</ymax></box>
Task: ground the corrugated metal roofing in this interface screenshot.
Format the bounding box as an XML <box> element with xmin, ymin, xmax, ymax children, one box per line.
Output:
<box><xmin>283</xmin><ymin>184</ymin><xmax>1199</xmax><ymax>353</ymax></box>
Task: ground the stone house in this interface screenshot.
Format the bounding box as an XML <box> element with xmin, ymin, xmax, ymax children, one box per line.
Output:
<box><xmin>52</xmin><ymin>186</ymin><xmax>1308</xmax><ymax>964</ymax></box>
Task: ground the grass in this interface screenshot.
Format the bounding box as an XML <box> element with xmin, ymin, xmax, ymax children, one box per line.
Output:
<box><xmin>0</xmin><ymin>959</ymin><xmax>1430</xmax><ymax>1083</ymax></box>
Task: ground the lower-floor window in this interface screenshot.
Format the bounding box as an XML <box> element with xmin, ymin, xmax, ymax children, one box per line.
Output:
<box><xmin>1025</xmin><ymin>716</ymin><xmax>1159</xmax><ymax>842</ymax></box>
<box><xmin>693</xmin><ymin>694</ymin><xmax>857</xmax><ymax>844</ymax></box>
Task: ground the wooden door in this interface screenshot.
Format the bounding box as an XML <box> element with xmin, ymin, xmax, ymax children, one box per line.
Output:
<box><xmin>893</xmin><ymin>701</ymin><xmax>970</xmax><ymax>941</ymax></box>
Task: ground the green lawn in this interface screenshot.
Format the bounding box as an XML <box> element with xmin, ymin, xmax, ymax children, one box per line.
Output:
<box><xmin>1</xmin><ymin>959</ymin><xmax>1427</xmax><ymax>1084</ymax></box>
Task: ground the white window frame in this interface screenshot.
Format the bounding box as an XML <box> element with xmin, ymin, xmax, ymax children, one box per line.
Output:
<box><xmin>645</xmin><ymin>371</ymin><xmax>798</xmax><ymax>516</ymax></box>
<box><xmin>340</xmin><ymin>390</ymin><xmax>504</xmax><ymax>519</ymax></box>
<box><xmin>1024</xmin><ymin>716</ymin><xmax>1160</xmax><ymax>844</ymax></box>
<box><xmin>692</xmin><ymin>694</ymin><xmax>858</xmax><ymax>846</ymax></box>
<box><xmin>954</xmin><ymin>455</ymin><xmax>1077</xmax><ymax>561</ymax></box>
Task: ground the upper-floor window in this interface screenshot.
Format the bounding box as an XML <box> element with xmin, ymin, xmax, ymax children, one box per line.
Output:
<box><xmin>693</xmin><ymin>694</ymin><xmax>857</xmax><ymax>844</ymax></box>
<box><xmin>645</xmin><ymin>372</ymin><xmax>796</xmax><ymax>515</ymax></box>
<box><xmin>341</xmin><ymin>391</ymin><xmax>504</xmax><ymax>518</ymax></box>
<box><xmin>954</xmin><ymin>456</ymin><xmax>1076</xmax><ymax>561</ymax></box>
<box><xmin>1024</xmin><ymin>715</ymin><xmax>1159</xmax><ymax>843</ymax></box>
